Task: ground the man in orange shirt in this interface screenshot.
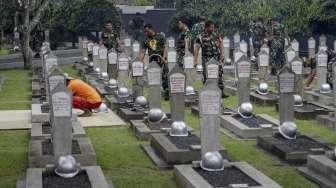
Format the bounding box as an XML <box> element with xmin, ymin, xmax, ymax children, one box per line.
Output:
<box><xmin>66</xmin><ymin>77</ymin><xmax>102</xmax><ymax>117</ymax></box>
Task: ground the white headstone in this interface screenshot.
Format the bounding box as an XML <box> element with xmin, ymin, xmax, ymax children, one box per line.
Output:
<box><xmin>223</xmin><ymin>37</ymin><xmax>230</xmax><ymax>48</ymax></box>
<box><xmin>118</xmin><ymin>57</ymin><xmax>129</xmax><ymax>71</ymax></box>
<box><xmin>133</xmin><ymin>41</ymin><xmax>140</xmax><ymax>53</ymax></box>
<box><xmin>259</xmin><ymin>50</ymin><xmax>269</xmax><ymax>67</ymax></box>
<box><xmin>98</xmin><ymin>46</ymin><xmax>108</xmax><ymax>60</ymax></box>
<box><xmin>124</xmin><ymin>38</ymin><xmax>131</xmax><ymax>47</ymax></box>
<box><xmin>167</xmin><ymin>37</ymin><xmax>175</xmax><ymax>48</ymax></box>
<box><xmin>169</xmin><ymin>73</ymin><xmax>186</xmax><ymax>94</ymax></box>
<box><xmin>108</xmin><ymin>51</ymin><xmax>118</xmax><ymax>64</ymax></box>
<box><xmin>234</xmin><ymin>50</ymin><xmax>244</xmax><ymax>63</ymax></box>
<box><xmin>286</xmin><ymin>47</ymin><xmax>296</xmax><ymax>63</ymax></box>
<box><xmin>291</xmin><ymin>59</ymin><xmax>303</xmax><ymax>75</ymax></box>
<box><xmin>291</xmin><ymin>39</ymin><xmax>299</xmax><ymax>52</ymax></box>
<box><xmin>132</xmin><ymin>61</ymin><xmax>144</xmax><ymax>77</ymax></box>
<box><xmin>93</xmin><ymin>45</ymin><xmax>99</xmax><ymax>56</ymax></box>
<box><xmin>239</xmin><ymin>40</ymin><xmax>248</xmax><ymax>54</ymax></box>
<box><xmin>88</xmin><ymin>42</ymin><xmax>94</xmax><ymax>52</ymax></box>
<box><xmin>183</xmin><ymin>54</ymin><xmax>194</xmax><ymax>69</ymax></box>
<box><xmin>308</xmin><ymin>37</ymin><xmax>316</xmax><ymax>49</ymax></box>
<box><xmin>317</xmin><ymin>50</ymin><xmax>328</xmax><ymax>67</ymax></box>
<box><xmin>207</xmin><ymin>62</ymin><xmax>219</xmax><ymax>79</ymax></box>
<box><xmin>234</xmin><ymin>33</ymin><xmax>240</xmax><ymax>45</ymax></box>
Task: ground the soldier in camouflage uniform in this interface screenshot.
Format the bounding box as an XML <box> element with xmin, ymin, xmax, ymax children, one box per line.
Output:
<box><xmin>176</xmin><ymin>17</ymin><xmax>191</xmax><ymax>67</ymax></box>
<box><xmin>268</xmin><ymin>17</ymin><xmax>287</xmax><ymax>75</ymax></box>
<box><xmin>194</xmin><ymin>21</ymin><xmax>227</xmax><ymax>98</ymax></box>
<box><xmin>249</xmin><ymin>17</ymin><xmax>267</xmax><ymax>58</ymax></box>
<box><xmin>101</xmin><ymin>20</ymin><xmax>120</xmax><ymax>51</ymax></box>
<box><xmin>139</xmin><ymin>24</ymin><xmax>169</xmax><ymax>99</ymax></box>
<box><xmin>191</xmin><ymin>16</ymin><xmax>206</xmax><ymax>45</ymax></box>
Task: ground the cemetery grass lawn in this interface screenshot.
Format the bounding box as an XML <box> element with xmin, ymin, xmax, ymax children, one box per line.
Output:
<box><xmin>61</xmin><ymin>64</ymin><xmax>82</xmax><ymax>79</ymax></box>
<box><xmin>0</xmin><ymin>49</ymin><xmax>9</xmax><ymax>56</ymax></box>
<box><xmin>0</xmin><ymin>69</ymin><xmax>31</xmax><ymax>110</ymax></box>
<box><xmin>86</xmin><ymin>127</ymin><xmax>178</xmax><ymax>188</ymax></box>
<box><xmin>0</xmin><ymin>130</ymin><xmax>29</xmax><ymax>188</ymax></box>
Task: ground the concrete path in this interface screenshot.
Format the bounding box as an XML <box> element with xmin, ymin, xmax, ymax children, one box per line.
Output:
<box><xmin>74</xmin><ymin>109</ymin><xmax>126</xmax><ymax>127</ymax></box>
<box><xmin>0</xmin><ymin>110</ymin><xmax>31</xmax><ymax>129</ymax></box>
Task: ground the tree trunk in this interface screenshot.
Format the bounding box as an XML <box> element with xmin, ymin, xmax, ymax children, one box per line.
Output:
<box><xmin>22</xmin><ymin>0</ymin><xmax>31</xmax><ymax>69</ymax></box>
<box><xmin>22</xmin><ymin>31</ymin><xmax>32</xmax><ymax>69</ymax></box>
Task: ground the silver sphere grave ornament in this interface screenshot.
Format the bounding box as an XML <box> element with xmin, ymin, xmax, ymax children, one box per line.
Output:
<box><xmin>200</xmin><ymin>151</ymin><xmax>224</xmax><ymax>171</ymax></box>
<box><xmin>55</xmin><ymin>155</ymin><xmax>79</xmax><ymax>178</ymax></box>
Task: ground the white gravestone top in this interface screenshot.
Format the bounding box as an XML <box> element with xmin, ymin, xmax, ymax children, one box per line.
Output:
<box><xmin>200</xmin><ymin>90</ymin><xmax>221</xmax><ymax>115</ymax></box>
<box><xmin>52</xmin><ymin>92</ymin><xmax>71</xmax><ymax>117</ymax></box>
<box><xmin>132</xmin><ymin>61</ymin><xmax>144</xmax><ymax>77</ymax></box>
<box><xmin>108</xmin><ymin>52</ymin><xmax>118</xmax><ymax>64</ymax></box>
<box><xmin>118</xmin><ymin>57</ymin><xmax>129</xmax><ymax>71</ymax></box>
<box><xmin>170</xmin><ymin>73</ymin><xmax>186</xmax><ymax>94</ymax></box>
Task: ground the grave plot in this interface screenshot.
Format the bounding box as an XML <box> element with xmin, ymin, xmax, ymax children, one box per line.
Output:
<box><xmin>183</xmin><ymin>53</ymin><xmax>199</xmax><ymax>107</ymax></box>
<box><xmin>220</xmin><ymin>55</ymin><xmax>279</xmax><ymax>139</ymax></box>
<box><xmin>131</xmin><ymin>62</ymin><xmax>192</xmax><ymax>140</ymax></box>
<box><xmin>316</xmin><ymin>63</ymin><xmax>336</xmax><ymax>129</ymax></box>
<box><xmin>115</xmin><ymin>58</ymin><xmax>149</xmax><ymax>122</ymax></box>
<box><xmin>274</xmin><ymin>51</ymin><xmax>332</xmax><ymax>119</ymax></box>
<box><xmin>275</xmin><ymin>99</ymin><xmax>332</xmax><ymax>120</ymax></box>
<box><xmin>303</xmin><ymin>49</ymin><xmax>334</xmax><ymax>107</ymax></box>
<box><xmin>250</xmin><ymin>48</ymin><xmax>279</xmax><ymax>106</ymax></box>
<box><xmin>141</xmin><ymin>66</ymin><xmax>227</xmax><ymax>168</ymax></box>
<box><xmin>31</xmin><ymin>120</ymin><xmax>85</xmax><ymax>140</ymax></box>
<box><xmin>299</xmin><ymin>151</ymin><xmax>336</xmax><ymax>188</ymax></box>
<box><xmin>174</xmin><ymin>76</ymin><xmax>281</xmax><ymax>188</ymax></box>
<box><xmin>104</xmin><ymin>53</ymin><xmax>133</xmax><ymax>111</ymax></box>
<box><xmin>258</xmin><ymin>66</ymin><xmax>334</xmax><ymax>164</ymax></box>
<box><xmin>28</xmin><ymin>83</ymin><xmax>96</xmax><ymax>168</ymax></box>
<box><xmin>19</xmin><ymin>43</ymin><xmax>112</xmax><ymax>187</ymax></box>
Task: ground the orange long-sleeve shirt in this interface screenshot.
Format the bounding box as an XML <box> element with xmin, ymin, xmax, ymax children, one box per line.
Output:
<box><xmin>67</xmin><ymin>79</ymin><xmax>102</xmax><ymax>104</ymax></box>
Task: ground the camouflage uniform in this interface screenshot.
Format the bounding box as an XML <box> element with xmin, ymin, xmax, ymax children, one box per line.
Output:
<box><xmin>102</xmin><ymin>29</ymin><xmax>119</xmax><ymax>51</ymax></box>
<box><xmin>141</xmin><ymin>33</ymin><xmax>169</xmax><ymax>93</ymax></box>
<box><xmin>195</xmin><ymin>32</ymin><xmax>224</xmax><ymax>93</ymax></box>
<box><xmin>176</xmin><ymin>28</ymin><xmax>191</xmax><ymax>67</ymax></box>
<box><xmin>269</xmin><ymin>22</ymin><xmax>286</xmax><ymax>72</ymax></box>
<box><xmin>249</xmin><ymin>21</ymin><xmax>267</xmax><ymax>57</ymax></box>
<box><xmin>191</xmin><ymin>22</ymin><xmax>205</xmax><ymax>43</ymax></box>
<box><xmin>327</xmin><ymin>50</ymin><xmax>336</xmax><ymax>86</ymax></box>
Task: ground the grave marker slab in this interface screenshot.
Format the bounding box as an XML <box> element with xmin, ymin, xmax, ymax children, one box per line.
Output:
<box><xmin>147</xmin><ymin>62</ymin><xmax>162</xmax><ymax>109</ymax></box>
<box><xmin>98</xmin><ymin>46</ymin><xmax>108</xmax><ymax>78</ymax></box>
<box><xmin>108</xmin><ymin>50</ymin><xmax>118</xmax><ymax>79</ymax></box>
<box><xmin>223</xmin><ymin>37</ymin><xmax>230</xmax><ymax>60</ymax></box>
<box><xmin>237</xmin><ymin>55</ymin><xmax>251</xmax><ymax>105</ymax></box>
<box><xmin>117</xmin><ymin>53</ymin><xmax>129</xmax><ymax>87</ymax></box>
<box><xmin>308</xmin><ymin>37</ymin><xmax>316</xmax><ymax>59</ymax></box>
<box><xmin>132</xmin><ymin>59</ymin><xmax>145</xmax><ymax>98</ymax></box>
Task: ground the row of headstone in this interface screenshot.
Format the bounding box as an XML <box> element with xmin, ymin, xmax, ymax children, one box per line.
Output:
<box><xmin>225</xmin><ymin>33</ymin><xmax>335</xmax><ymax>62</ymax></box>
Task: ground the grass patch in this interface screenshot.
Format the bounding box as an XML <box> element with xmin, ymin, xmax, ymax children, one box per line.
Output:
<box><xmin>0</xmin><ymin>69</ymin><xmax>31</xmax><ymax>110</ymax></box>
<box><xmin>86</xmin><ymin>127</ymin><xmax>177</xmax><ymax>188</ymax></box>
<box><xmin>0</xmin><ymin>130</ymin><xmax>29</xmax><ymax>188</ymax></box>
<box><xmin>61</xmin><ymin>64</ymin><xmax>81</xmax><ymax>79</ymax></box>
<box><xmin>0</xmin><ymin>48</ymin><xmax>10</xmax><ymax>56</ymax></box>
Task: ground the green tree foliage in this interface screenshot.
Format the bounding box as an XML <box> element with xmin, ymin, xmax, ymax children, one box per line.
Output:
<box><xmin>134</xmin><ymin>0</ymin><xmax>154</xmax><ymax>6</ymax></box>
<box><xmin>0</xmin><ymin>0</ymin><xmax>16</xmax><ymax>33</ymax></box>
<box><xmin>309</xmin><ymin>0</ymin><xmax>336</xmax><ymax>35</ymax></box>
<box><xmin>171</xmin><ymin>0</ymin><xmax>336</xmax><ymax>37</ymax></box>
